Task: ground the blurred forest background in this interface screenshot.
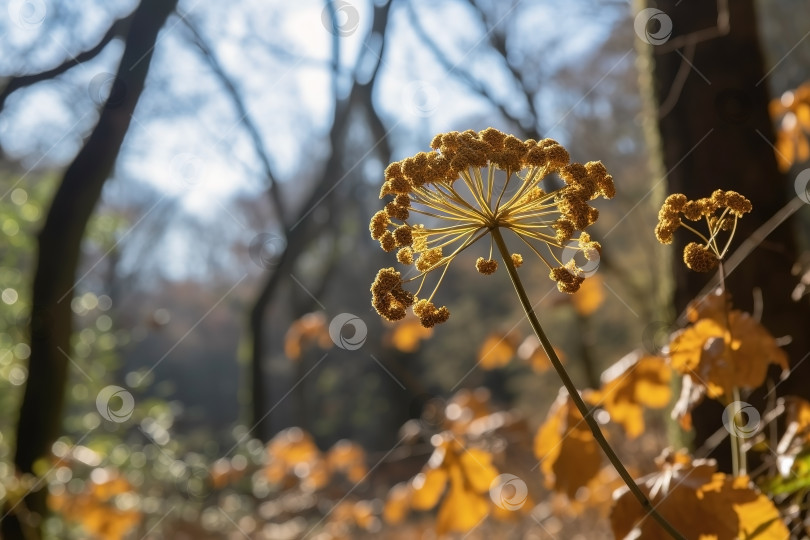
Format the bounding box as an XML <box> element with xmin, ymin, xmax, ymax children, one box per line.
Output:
<box><xmin>1</xmin><ymin>0</ymin><xmax>809</xmax><ymax>538</ymax></box>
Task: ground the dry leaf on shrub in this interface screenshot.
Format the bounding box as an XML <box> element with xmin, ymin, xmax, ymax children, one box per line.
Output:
<box><xmin>591</xmin><ymin>352</ymin><xmax>672</xmax><ymax>439</ymax></box>
<box><xmin>534</xmin><ymin>389</ymin><xmax>602</xmax><ymax>498</ymax></box>
<box><xmin>611</xmin><ymin>450</ymin><xmax>789</xmax><ymax>540</ymax></box>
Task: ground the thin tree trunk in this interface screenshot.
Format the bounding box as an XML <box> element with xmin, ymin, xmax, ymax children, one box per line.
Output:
<box><xmin>2</xmin><ymin>1</ymin><xmax>177</xmax><ymax>537</ymax></box>
<box><xmin>644</xmin><ymin>0</ymin><xmax>810</xmax><ymax>465</ymax></box>
<box><xmin>248</xmin><ymin>0</ymin><xmax>393</xmax><ymax>440</ymax></box>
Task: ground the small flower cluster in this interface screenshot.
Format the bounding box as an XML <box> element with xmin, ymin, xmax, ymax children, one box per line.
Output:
<box><xmin>655</xmin><ymin>190</ymin><xmax>752</xmax><ymax>272</ymax></box>
<box><xmin>370</xmin><ymin>128</ymin><xmax>614</xmax><ymax>327</ymax></box>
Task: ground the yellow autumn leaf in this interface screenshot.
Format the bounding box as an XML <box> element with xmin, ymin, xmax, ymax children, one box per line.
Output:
<box><xmin>478</xmin><ymin>332</ymin><xmax>517</xmax><ymax>369</ymax></box>
<box><xmin>798</xmin><ymin>102</ymin><xmax>810</xmax><ymax>129</ymax></box>
<box><xmin>436</xmin><ymin>464</ymin><xmax>490</xmax><ymax>535</ymax></box>
<box><xmin>534</xmin><ymin>389</ymin><xmax>602</xmax><ymax>498</ymax></box>
<box><xmin>458</xmin><ymin>448</ymin><xmax>498</xmax><ymax>493</ymax></box>
<box><xmin>517</xmin><ymin>335</ymin><xmax>565</xmax><ymax>373</ymax></box>
<box><xmin>284</xmin><ymin>312</ymin><xmax>331</xmax><ymax>360</ymax></box>
<box><xmin>387</xmin><ymin>316</ymin><xmax>433</xmax><ymax>353</ymax></box>
<box><xmin>265</xmin><ymin>427</ymin><xmax>330</xmax><ymax>490</ymax></box>
<box><xmin>48</xmin><ymin>470</ymin><xmax>142</xmax><ymax>540</ymax></box>
<box><xmin>669</xmin><ymin>311</ymin><xmax>788</xmax><ymax>398</ymax></box>
<box><xmin>352</xmin><ymin>500</ymin><xmax>377</xmax><ymax>530</ymax></box>
<box><xmin>326</xmin><ymin>439</ymin><xmax>368</xmax><ymax>483</ymax></box>
<box><xmin>408</xmin><ymin>435</ymin><xmax>504</xmax><ymax>535</ymax></box>
<box><xmin>383</xmin><ymin>482</ymin><xmax>412</xmax><ymax>524</ymax></box>
<box><xmin>411</xmin><ymin>466</ymin><xmax>448</xmax><ymax>510</ymax></box>
<box><xmin>789</xmin><ymin>396</ymin><xmax>810</xmax><ymax>435</ymax></box>
<box><xmin>570</xmin><ymin>274</ymin><xmax>604</xmax><ymax>316</ymax></box>
<box><xmin>775</xmin><ymin>128</ymin><xmax>795</xmax><ymax>171</ymax></box>
<box><xmin>770</xmin><ymin>81</ymin><xmax>810</xmax><ymax>169</ymax></box>
<box><xmin>594</xmin><ymin>352</ymin><xmax>671</xmax><ymax>439</ymax></box>
<box><xmin>685</xmin><ymin>289</ymin><xmax>728</xmax><ymax>324</ymax></box>
<box><xmin>611</xmin><ymin>452</ymin><xmax>789</xmax><ymax>540</ymax></box>
<box><xmin>798</xmin><ymin>128</ymin><xmax>810</xmax><ymax>163</ymax></box>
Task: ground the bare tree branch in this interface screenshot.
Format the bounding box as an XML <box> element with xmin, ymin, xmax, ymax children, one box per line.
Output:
<box><xmin>0</xmin><ymin>12</ymin><xmax>135</xmax><ymax>114</ymax></box>
<box><xmin>406</xmin><ymin>3</ymin><xmax>519</xmax><ymax>129</ymax></box>
<box><xmin>179</xmin><ymin>14</ymin><xmax>287</xmax><ymax>226</ymax></box>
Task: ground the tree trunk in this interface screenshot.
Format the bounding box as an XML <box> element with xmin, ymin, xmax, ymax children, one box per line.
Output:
<box><xmin>2</xmin><ymin>1</ymin><xmax>177</xmax><ymax>537</ymax></box>
<box><xmin>248</xmin><ymin>0</ymin><xmax>393</xmax><ymax>441</ymax></box>
<box><xmin>643</xmin><ymin>0</ymin><xmax>810</xmax><ymax>465</ymax></box>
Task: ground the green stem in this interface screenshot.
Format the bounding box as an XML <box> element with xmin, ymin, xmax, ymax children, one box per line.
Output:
<box><xmin>491</xmin><ymin>227</ymin><xmax>686</xmax><ymax>540</ymax></box>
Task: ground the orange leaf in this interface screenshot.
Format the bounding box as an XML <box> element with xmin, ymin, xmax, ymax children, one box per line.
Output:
<box><xmin>265</xmin><ymin>427</ymin><xmax>330</xmax><ymax>490</ymax></box>
<box><xmin>444</xmin><ymin>387</ymin><xmax>495</xmax><ymax>434</ymax></box>
<box><xmin>383</xmin><ymin>482</ymin><xmax>412</xmax><ymax>524</ymax></box>
<box><xmin>686</xmin><ymin>289</ymin><xmax>728</xmax><ymax>324</ymax></box>
<box><xmin>596</xmin><ymin>352</ymin><xmax>671</xmax><ymax>439</ymax></box>
<box><xmin>797</xmin><ymin>102</ymin><xmax>810</xmax><ymax>130</ymax></box>
<box><xmin>408</xmin><ymin>435</ymin><xmax>505</xmax><ymax>535</ymax></box>
<box><xmin>284</xmin><ymin>312</ymin><xmax>331</xmax><ymax>360</ymax></box>
<box><xmin>570</xmin><ymin>274</ymin><xmax>604</xmax><ymax>316</ymax></box>
<box><xmin>411</xmin><ymin>466</ymin><xmax>448</xmax><ymax>510</ymax></box>
<box><xmin>326</xmin><ymin>439</ymin><xmax>368</xmax><ymax>483</ymax></box>
<box><xmin>669</xmin><ymin>311</ymin><xmax>787</xmax><ymax>398</ymax></box>
<box><xmin>478</xmin><ymin>332</ymin><xmax>517</xmax><ymax>369</ymax></box>
<box><xmin>387</xmin><ymin>317</ymin><xmax>432</xmax><ymax>352</ymax></box>
<box><xmin>458</xmin><ymin>448</ymin><xmax>498</xmax><ymax>493</ymax></box>
<box><xmin>517</xmin><ymin>336</ymin><xmax>565</xmax><ymax>373</ymax></box>
<box><xmin>534</xmin><ymin>390</ymin><xmax>602</xmax><ymax>497</ymax></box>
<box><xmin>775</xmin><ymin>130</ymin><xmax>794</xmax><ymax>171</ymax></box>
<box><xmin>611</xmin><ymin>452</ymin><xmax>789</xmax><ymax>539</ymax></box>
<box><xmin>436</xmin><ymin>463</ymin><xmax>490</xmax><ymax>535</ymax></box>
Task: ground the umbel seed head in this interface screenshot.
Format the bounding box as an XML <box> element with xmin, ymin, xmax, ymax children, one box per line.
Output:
<box><xmin>369</xmin><ymin>128</ymin><xmax>615</xmax><ymax>327</ymax></box>
<box><xmin>655</xmin><ymin>190</ymin><xmax>751</xmax><ymax>273</ymax></box>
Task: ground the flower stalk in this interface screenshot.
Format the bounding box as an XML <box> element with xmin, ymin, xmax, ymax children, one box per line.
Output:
<box><xmin>492</xmin><ymin>227</ymin><xmax>686</xmax><ymax>540</ymax></box>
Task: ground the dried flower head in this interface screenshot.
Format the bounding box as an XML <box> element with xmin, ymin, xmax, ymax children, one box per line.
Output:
<box><xmin>370</xmin><ymin>128</ymin><xmax>614</xmax><ymax>327</ymax></box>
<box><xmin>655</xmin><ymin>190</ymin><xmax>751</xmax><ymax>273</ymax></box>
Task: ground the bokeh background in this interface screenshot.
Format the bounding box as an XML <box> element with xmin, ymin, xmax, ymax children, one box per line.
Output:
<box><xmin>1</xmin><ymin>0</ymin><xmax>809</xmax><ymax>538</ymax></box>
